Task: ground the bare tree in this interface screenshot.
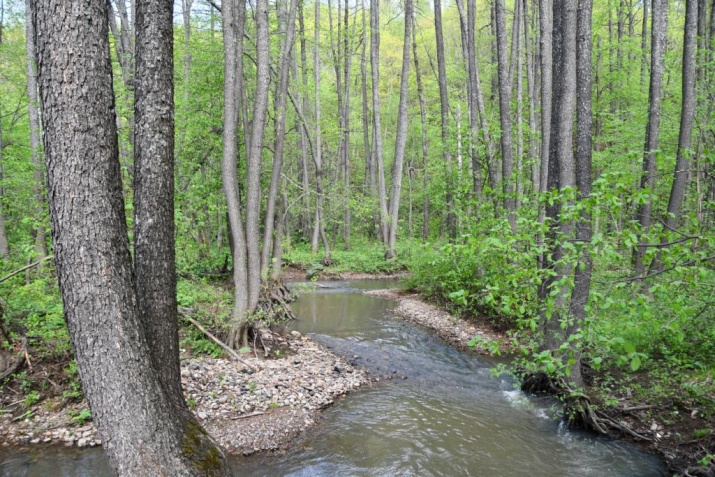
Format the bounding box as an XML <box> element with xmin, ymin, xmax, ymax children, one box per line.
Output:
<box><xmin>370</xmin><ymin>0</ymin><xmax>389</xmax><ymax>243</ymax></box>
<box><xmin>32</xmin><ymin>0</ymin><xmax>227</xmax><ymax>473</ymax></box>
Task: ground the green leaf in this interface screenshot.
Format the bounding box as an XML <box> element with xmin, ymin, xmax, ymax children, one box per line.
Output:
<box><xmin>546</xmin><ymin>362</ymin><xmax>556</xmax><ymax>374</ymax></box>
<box><xmin>623</xmin><ymin>341</ymin><xmax>636</xmax><ymax>354</ymax></box>
<box><xmin>630</xmin><ymin>355</ymin><xmax>641</xmax><ymax>372</ymax></box>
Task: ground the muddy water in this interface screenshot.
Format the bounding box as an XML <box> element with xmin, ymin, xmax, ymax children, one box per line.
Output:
<box><xmin>0</xmin><ymin>280</ymin><xmax>664</xmax><ymax>476</ymax></box>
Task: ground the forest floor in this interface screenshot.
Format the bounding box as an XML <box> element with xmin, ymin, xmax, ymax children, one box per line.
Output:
<box><xmin>365</xmin><ymin>288</ymin><xmax>714</xmax><ymax>476</ymax></box>
<box><xmin>0</xmin><ymin>329</ymin><xmax>369</xmax><ymax>454</ymax></box>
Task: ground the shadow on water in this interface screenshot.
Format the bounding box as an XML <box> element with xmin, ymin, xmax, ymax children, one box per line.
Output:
<box><xmin>0</xmin><ymin>279</ymin><xmax>665</xmax><ymax>476</ymax></box>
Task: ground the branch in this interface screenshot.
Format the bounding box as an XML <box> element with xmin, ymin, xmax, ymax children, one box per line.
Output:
<box><xmin>0</xmin><ymin>256</ymin><xmax>53</xmax><ymax>284</ymax></box>
<box><xmin>182</xmin><ymin>314</ymin><xmax>258</xmax><ymax>372</ymax></box>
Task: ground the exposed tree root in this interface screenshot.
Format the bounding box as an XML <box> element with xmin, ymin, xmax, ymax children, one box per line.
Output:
<box><xmin>521</xmin><ymin>371</ymin><xmax>652</xmax><ymax>441</ymax></box>
<box><xmin>256</xmin><ymin>280</ymin><xmax>296</xmax><ymax>325</ymax></box>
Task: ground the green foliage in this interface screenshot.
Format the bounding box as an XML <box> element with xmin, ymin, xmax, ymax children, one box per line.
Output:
<box><xmin>68</xmin><ymin>408</ymin><xmax>92</xmax><ymax>425</ymax></box>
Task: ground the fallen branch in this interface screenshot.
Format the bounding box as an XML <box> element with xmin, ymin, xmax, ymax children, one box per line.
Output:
<box><xmin>0</xmin><ymin>256</ymin><xmax>53</xmax><ymax>284</ymax></box>
<box><xmin>230</xmin><ymin>411</ymin><xmax>264</xmax><ymax>420</ymax></box>
<box><xmin>181</xmin><ymin>314</ymin><xmax>257</xmax><ymax>372</ymax></box>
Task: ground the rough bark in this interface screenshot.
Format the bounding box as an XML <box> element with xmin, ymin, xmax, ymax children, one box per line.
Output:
<box><xmin>649</xmin><ymin>0</ymin><xmax>698</xmax><ymax>273</ymax></box>
<box><xmin>434</xmin><ymin>0</ymin><xmax>456</xmax><ymax>239</ymax></box>
<box><xmin>569</xmin><ymin>0</ymin><xmax>594</xmax><ymax>388</ymax></box>
<box><xmin>386</xmin><ymin>0</ymin><xmax>412</xmax><ymax>259</ymax></box>
<box><xmin>633</xmin><ymin>0</ymin><xmax>668</xmax><ymax>277</ymax></box>
<box><xmin>222</xmin><ymin>0</ymin><xmax>250</xmax><ymax>348</ymax></box>
<box><xmin>134</xmin><ymin>0</ymin><xmax>184</xmax><ymax>408</ymax></box>
<box><xmin>495</xmin><ymin>0</ymin><xmax>517</xmax><ymax>232</ymax></box>
<box><xmin>32</xmin><ymin>0</ymin><xmax>227</xmax><ymax>474</ymax></box>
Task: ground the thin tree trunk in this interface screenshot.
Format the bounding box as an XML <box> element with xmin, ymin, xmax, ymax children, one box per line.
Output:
<box><xmin>386</xmin><ymin>0</ymin><xmax>412</xmax><ymax>259</ymax></box>
<box><xmin>246</xmin><ymin>0</ymin><xmax>271</xmax><ymax>310</ymax></box>
<box><xmin>32</xmin><ymin>1</ymin><xmax>227</xmax><ymax>473</ymax></box>
<box><xmin>298</xmin><ymin>0</ymin><xmax>312</xmax><ymax>239</ymax></box>
<box><xmin>633</xmin><ymin>0</ymin><xmax>668</xmax><ymax>277</ymax></box>
<box><xmin>524</xmin><ymin>0</ymin><xmax>539</xmax><ymax>195</ymax></box>
<box><xmin>434</xmin><ymin>0</ymin><xmax>456</xmax><ymax>239</ymax></box>
<box><xmin>370</xmin><ymin>0</ymin><xmax>389</xmax><ymax>243</ymax></box>
<box><xmin>412</xmin><ymin>14</ymin><xmax>430</xmax><ymax>240</ymax></box>
<box><xmin>261</xmin><ymin>0</ymin><xmax>298</xmax><ymax>276</ymax></box>
<box><xmin>640</xmin><ymin>0</ymin><xmax>648</xmax><ymax>88</ymax></box>
<box><xmin>179</xmin><ymin>0</ymin><xmax>194</xmax><ymax>148</ymax></box>
<box><xmin>495</xmin><ymin>0</ymin><xmax>517</xmax><ymax>232</ymax></box>
<box><xmin>537</xmin><ymin>0</ymin><xmax>553</xmax><ymax>264</ymax></box>
<box><xmin>25</xmin><ymin>0</ymin><xmax>47</xmax><ymax>268</ymax></box>
<box><xmin>223</xmin><ymin>0</ymin><xmax>250</xmax><ymax>348</ymax></box>
<box><xmin>515</xmin><ymin>0</ymin><xmax>524</xmax><ymax>207</ymax></box>
<box><xmin>649</xmin><ymin>0</ymin><xmax>698</xmax><ymax>273</ymax></box>
<box><xmin>0</xmin><ymin>102</ymin><xmax>7</xmax><ymax>258</ymax></box>
<box><xmin>342</xmin><ymin>0</ymin><xmax>353</xmax><ymax>249</ymax></box>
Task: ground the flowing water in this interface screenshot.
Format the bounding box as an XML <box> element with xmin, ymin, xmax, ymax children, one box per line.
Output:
<box><xmin>1</xmin><ymin>280</ymin><xmax>664</xmax><ymax>476</ymax></box>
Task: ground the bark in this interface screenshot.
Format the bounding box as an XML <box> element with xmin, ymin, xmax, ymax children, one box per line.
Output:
<box><xmin>32</xmin><ymin>0</ymin><xmax>227</xmax><ymax>474</ymax></box>
<box><xmin>524</xmin><ymin>0</ymin><xmax>539</xmax><ymax>195</ymax></box>
<box><xmin>360</xmin><ymin>0</ymin><xmax>371</xmax><ymax>197</ymax></box>
<box><xmin>537</xmin><ymin>0</ymin><xmax>553</xmax><ymax>263</ymax></box>
<box><xmin>463</xmin><ymin>0</ymin><xmax>483</xmax><ymax>199</ymax></box>
<box><xmin>262</xmin><ymin>0</ymin><xmax>298</xmax><ymax>275</ymax></box>
<box><xmin>633</xmin><ymin>0</ymin><xmax>668</xmax><ymax>277</ymax></box>
<box><xmin>298</xmin><ymin>0</ymin><xmax>312</xmax><ymax>239</ymax></box>
<box><xmin>0</xmin><ymin>104</ymin><xmax>7</xmax><ymax>258</ymax></box>
<box><xmin>495</xmin><ymin>0</ymin><xmax>517</xmax><ymax>232</ymax></box>
<box><xmin>640</xmin><ymin>0</ymin><xmax>648</xmax><ymax>88</ymax></box>
<box><xmin>134</xmin><ymin>0</ymin><xmax>185</xmax><ymax>408</ymax></box>
<box><xmin>25</xmin><ymin>0</ymin><xmax>48</xmax><ymax>267</ymax></box>
<box><xmin>539</xmin><ymin>0</ymin><xmax>577</xmax><ymax>356</ymax></box>
<box><xmin>515</xmin><ymin>0</ymin><xmax>524</xmax><ymax>206</ymax></box>
<box><xmin>179</xmin><ymin>0</ymin><xmax>194</xmax><ymax>148</ymax></box>
<box><xmin>650</xmin><ymin>0</ymin><xmax>698</xmax><ymax>273</ymax></box>
<box><xmin>412</xmin><ymin>16</ymin><xmax>430</xmax><ymax>240</ymax></box>
<box><xmin>342</xmin><ymin>0</ymin><xmax>353</xmax><ymax>249</ymax></box>
<box><xmin>222</xmin><ymin>0</ymin><xmax>250</xmax><ymax>348</ymax></box>
<box><xmin>247</xmin><ymin>0</ymin><xmax>271</xmax><ymax>309</ymax></box>
<box><xmin>370</xmin><ymin>0</ymin><xmax>389</xmax><ymax>243</ymax></box>
<box><xmin>386</xmin><ymin>0</ymin><xmax>412</xmax><ymax>259</ymax></box>
<box><xmin>569</xmin><ymin>0</ymin><xmax>594</xmax><ymax>388</ymax></box>
<box><xmin>434</xmin><ymin>0</ymin><xmax>456</xmax><ymax>239</ymax></box>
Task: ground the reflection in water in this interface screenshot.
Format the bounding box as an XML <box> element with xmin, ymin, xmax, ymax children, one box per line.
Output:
<box><xmin>0</xmin><ymin>280</ymin><xmax>664</xmax><ymax>477</ymax></box>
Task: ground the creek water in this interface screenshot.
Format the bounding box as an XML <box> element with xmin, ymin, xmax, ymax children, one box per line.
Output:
<box><xmin>0</xmin><ymin>280</ymin><xmax>664</xmax><ymax>476</ymax></box>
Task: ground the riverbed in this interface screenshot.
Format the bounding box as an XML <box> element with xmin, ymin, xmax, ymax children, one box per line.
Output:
<box><xmin>0</xmin><ymin>280</ymin><xmax>664</xmax><ymax>476</ymax></box>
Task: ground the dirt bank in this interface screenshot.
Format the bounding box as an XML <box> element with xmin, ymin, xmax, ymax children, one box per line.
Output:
<box><xmin>1</xmin><ymin>331</ymin><xmax>369</xmax><ymax>454</ymax></box>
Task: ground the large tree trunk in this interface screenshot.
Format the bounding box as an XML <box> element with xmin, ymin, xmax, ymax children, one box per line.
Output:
<box><xmin>569</xmin><ymin>0</ymin><xmax>594</xmax><ymax>388</ymax></box>
<box><xmin>25</xmin><ymin>0</ymin><xmax>48</xmax><ymax>269</ymax></box>
<box><xmin>261</xmin><ymin>0</ymin><xmax>298</xmax><ymax>276</ymax></box>
<box><xmin>495</xmin><ymin>0</ymin><xmax>517</xmax><ymax>232</ymax></box>
<box><xmin>412</xmin><ymin>14</ymin><xmax>430</xmax><ymax>240</ymax></box>
<box><xmin>370</xmin><ymin>0</ymin><xmax>389</xmax><ymax>244</ymax></box>
<box><xmin>538</xmin><ymin>0</ymin><xmax>577</xmax><ymax>364</ymax></box>
<box><xmin>223</xmin><ymin>0</ymin><xmax>250</xmax><ymax>349</ymax></box>
<box><xmin>386</xmin><ymin>0</ymin><xmax>412</xmax><ymax>259</ymax></box>
<box><xmin>434</xmin><ymin>0</ymin><xmax>456</xmax><ymax>239</ymax></box>
<box><xmin>246</xmin><ymin>0</ymin><xmax>271</xmax><ymax>310</ymax></box>
<box><xmin>649</xmin><ymin>0</ymin><xmax>698</xmax><ymax>273</ymax></box>
<box><xmin>633</xmin><ymin>0</ymin><xmax>668</xmax><ymax>277</ymax></box>
<box><xmin>134</xmin><ymin>0</ymin><xmax>184</xmax><ymax>409</ymax></box>
<box><xmin>32</xmin><ymin>1</ymin><xmax>227</xmax><ymax>474</ymax></box>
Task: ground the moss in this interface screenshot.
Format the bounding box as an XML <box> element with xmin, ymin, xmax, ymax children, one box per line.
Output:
<box><xmin>181</xmin><ymin>421</ymin><xmax>224</xmax><ymax>475</ymax></box>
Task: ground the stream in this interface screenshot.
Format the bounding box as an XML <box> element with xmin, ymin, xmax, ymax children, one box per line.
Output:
<box><xmin>1</xmin><ymin>280</ymin><xmax>664</xmax><ymax>476</ymax></box>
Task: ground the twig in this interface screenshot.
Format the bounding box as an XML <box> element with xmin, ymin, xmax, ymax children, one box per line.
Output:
<box><xmin>230</xmin><ymin>411</ymin><xmax>264</xmax><ymax>420</ymax></box>
<box><xmin>182</xmin><ymin>315</ymin><xmax>257</xmax><ymax>372</ymax></box>
<box><xmin>0</xmin><ymin>256</ymin><xmax>53</xmax><ymax>284</ymax></box>
<box><xmin>620</xmin><ymin>404</ymin><xmax>657</xmax><ymax>412</ymax></box>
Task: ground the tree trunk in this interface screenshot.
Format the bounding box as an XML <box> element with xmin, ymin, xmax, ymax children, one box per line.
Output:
<box><xmin>261</xmin><ymin>0</ymin><xmax>298</xmax><ymax>276</ymax></box>
<box><xmin>537</xmin><ymin>0</ymin><xmax>553</xmax><ymax>265</ymax></box>
<box><xmin>342</xmin><ymin>0</ymin><xmax>353</xmax><ymax>249</ymax></box>
<box><xmin>434</xmin><ymin>0</ymin><xmax>456</xmax><ymax>239</ymax></box>
<box><xmin>370</xmin><ymin>0</ymin><xmax>389</xmax><ymax>243</ymax></box>
<box><xmin>32</xmin><ymin>1</ymin><xmax>227</xmax><ymax>474</ymax></box>
<box><xmin>386</xmin><ymin>0</ymin><xmax>412</xmax><ymax>259</ymax></box>
<box><xmin>515</xmin><ymin>0</ymin><xmax>524</xmax><ymax>207</ymax></box>
<box><xmin>412</xmin><ymin>14</ymin><xmax>430</xmax><ymax>240</ymax></box>
<box><xmin>25</xmin><ymin>0</ymin><xmax>48</xmax><ymax>268</ymax></box>
<box><xmin>495</xmin><ymin>0</ymin><xmax>517</xmax><ymax>232</ymax></box>
<box><xmin>298</xmin><ymin>0</ymin><xmax>312</xmax><ymax>239</ymax></box>
<box><xmin>179</xmin><ymin>0</ymin><xmax>194</xmax><ymax>148</ymax></box>
<box><xmin>640</xmin><ymin>0</ymin><xmax>648</xmax><ymax>88</ymax></box>
<box><xmin>246</xmin><ymin>0</ymin><xmax>271</xmax><ymax>310</ymax></box>
<box><xmin>223</xmin><ymin>0</ymin><xmax>250</xmax><ymax>349</ymax></box>
<box><xmin>524</xmin><ymin>0</ymin><xmax>539</xmax><ymax>195</ymax></box>
<box><xmin>0</xmin><ymin>104</ymin><xmax>8</xmax><ymax>258</ymax></box>
<box><xmin>649</xmin><ymin>0</ymin><xmax>698</xmax><ymax>273</ymax></box>
<box><xmin>633</xmin><ymin>0</ymin><xmax>668</xmax><ymax>277</ymax></box>
<box><xmin>569</xmin><ymin>0</ymin><xmax>594</xmax><ymax>388</ymax></box>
